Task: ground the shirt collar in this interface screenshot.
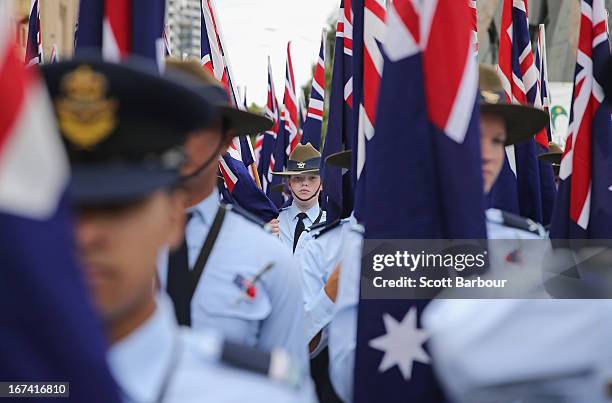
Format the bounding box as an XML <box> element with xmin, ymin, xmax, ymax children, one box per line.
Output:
<box><xmin>290</xmin><ymin>201</ymin><xmax>321</xmax><ymax>222</ymax></box>
<box><xmin>107</xmin><ymin>294</ymin><xmax>177</xmax><ymax>403</ymax></box>
<box><xmin>188</xmin><ymin>188</ymin><xmax>219</xmax><ymax>226</ymax></box>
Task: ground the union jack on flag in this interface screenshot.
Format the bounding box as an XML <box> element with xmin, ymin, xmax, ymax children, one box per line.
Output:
<box><xmin>283</xmin><ymin>42</ymin><xmax>299</xmax><ymax>156</ymax></box>
<box><xmin>259</xmin><ymin>58</ymin><xmax>280</xmax><ymax>193</ymax></box>
<box><xmin>351</xmin><ymin>0</ymin><xmax>386</xmax><ymax>221</ymax></box>
<box><xmin>25</xmin><ymin>0</ymin><xmax>43</xmax><ymax>66</ymax></box>
<box><xmin>201</xmin><ymin>0</ymin><xmax>256</xmax><ymax>168</ymax></box>
<box><xmin>488</xmin><ymin>0</ymin><xmax>547</xmax><ymax>223</ymax></box>
<box><xmin>355</xmin><ymin>0</ymin><xmax>386</xmax><ymax>180</ymax></box>
<box><xmin>550</xmin><ymin>0</ymin><xmax>612</xmax><ymax>238</ymax></box>
<box><xmin>300</xmin><ymin>30</ymin><xmax>326</xmax><ymax>150</ymax></box>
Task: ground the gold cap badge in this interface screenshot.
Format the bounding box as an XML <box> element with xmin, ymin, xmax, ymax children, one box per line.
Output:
<box><xmin>56</xmin><ymin>65</ymin><xmax>118</xmax><ymax>149</ymax></box>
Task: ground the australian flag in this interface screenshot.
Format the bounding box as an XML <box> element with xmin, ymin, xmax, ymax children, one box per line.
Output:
<box><xmin>258</xmin><ymin>58</ymin><xmax>280</xmax><ymax>193</ymax></box>
<box><xmin>353</xmin><ymin>1</ymin><xmax>486</xmax><ymax>402</ymax></box>
<box><xmin>268</xmin><ymin>112</ymin><xmax>290</xmax><ymax>209</ymax></box>
<box><xmin>550</xmin><ymin>0</ymin><xmax>612</xmax><ymax>239</ymax></box>
<box><xmin>351</xmin><ymin>0</ymin><xmax>386</xmax><ymax>223</ymax></box>
<box><xmin>488</xmin><ymin>0</ymin><xmax>548</xmax><ymax>224</ymax></box>
<box><xmin>0</xmin><ymin>32</ymin><xmax>120</xmax><ymax>403</ymax></box>
<box><xmin>535</xmin><ymin>24</ymin><xmax>557</xmax><ymax>226</ymax></box>
<box><xmin>25</xmin><ymin>0</ymin><xmax>43</xmax><ymax>66</ymax></box>
<box><xmin>321</xmin><ymin>0</ymin><xmax>354</xmax><ymax>222</ymax></box>
<box><xmin>219</xmin><ymin>153</ymin><xmax>278</xmax><ymax>222</ymax></box>
<box><xmin>201</xmin><ymin>0</ymin><xmax>256</xmax><ymax>168</ymax></box>
<box><xmin>300</xmin><ymin>31</ymin><xmax>326</xmax><ymax>150</ymax></box>
<box><xmin>76</xmin><ymin>0</ymin><xmax>166</xmax><ymax>63</ymax></box>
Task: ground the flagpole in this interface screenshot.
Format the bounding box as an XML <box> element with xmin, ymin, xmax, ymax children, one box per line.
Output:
<box><xmin>250</xmin><ymin>163</ymin><xmax>262</xmax><ymax>189</ymax></box>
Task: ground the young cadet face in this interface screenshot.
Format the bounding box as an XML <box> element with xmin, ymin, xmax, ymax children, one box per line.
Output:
<box><xmin>480</xmin><ymin>113</ymin><xmax>507</xmax><ymax>194</ymax></box>
<box><xmin>180</xmin><ymin>120</ymin><xmax>234</xmax><ymax>203</ymax></box>
<box><xmin>74</xmin><ymin>191</ymin><xmax>184</xmax><ymax>331</ymax></box>
<box><xmin>289</xmin><ymin>174</ymin><xmax>321</xmax><ymax>203</ymax></box>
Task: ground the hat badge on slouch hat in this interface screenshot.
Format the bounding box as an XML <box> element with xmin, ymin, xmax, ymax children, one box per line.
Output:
<box><xmin>56</xmin><ymin>65</ymin><xmax>118</xmax><ymax>149</ymax></box>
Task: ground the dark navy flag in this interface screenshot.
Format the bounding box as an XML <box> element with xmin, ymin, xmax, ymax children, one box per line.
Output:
<box><xmin>76</xmin><ymin>0</ymin><xmax>166</xmax><ymax>62</ymax></box>
<box><xmin>354</xmin><ymin>0</ymin><xmax>486</xmax><ymax>401</ymax></box>
<box><xmin>258</xmin><ymin>58</ymin><xmax>280</xmax><ymax>193</ymax></box>
<box><xmin>300</xmin><ymin>31</ymin><xmax>326</xmax><ymax>150</ymax></box>
<box><xmin>535</xmin><ymin>24</ymin><xmax>556</xmax><ymax>226</ymax></box>
<box><xmin>321</xmin><ymin>0</ymin><xmax>354</xmax><ymax>222</ymax></box>
<box><xmin>25</xmin><ymin>0</ymin><xmax>43</xmax><ymax>66</ymax></box>
<box><xmin>219</xmin><ymin>153</ymin><xmax>278</xmax><ymax>222</ymax></box>
<box><xmin>0</xmin><ymin>36</ymin><xmax>120</xmax><ymax>403</ymax></box>
<box><xmin>268</xmin><ymin>113</ymin><xmax>289</xmax><ymax>209</ymax></box>
<box><xmin>550</xmin><ymin>0</ymin><xmax>612</xmax><ymax>239</ymax></box>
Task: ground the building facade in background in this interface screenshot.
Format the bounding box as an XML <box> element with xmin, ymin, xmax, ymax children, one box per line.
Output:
<box><xmin>11</xmin><ymin>0</ymin><xmax>79</xmax><ymax>62</ymax></box>
<box><xmin>166</xmin><ymin>0</ymin><xmax>201</xmax><ymax>58</ymax></box>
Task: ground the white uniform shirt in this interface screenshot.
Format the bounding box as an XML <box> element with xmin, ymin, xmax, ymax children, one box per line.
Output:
<box><xmin>158</xmin><ymin>190</ymin><xmax>309</xmax><ymax>369</ymax></box>
<box><xmin>278</xmin><ymin>202</ymin><xmax>326</xmax><ymax>252</ymax></box>
<box><xmin>108</xmin><ymin>295</ymin><xmax>318</xmax><ymax>403</ymax></box>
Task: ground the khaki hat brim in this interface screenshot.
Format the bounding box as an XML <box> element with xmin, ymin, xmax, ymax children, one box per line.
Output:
<box><xmin>271</xmin><ymin>169</ymin><xmax>320</xmax><ymax>176</ymax></box>
<box><xmin>325</xmin><ymin>150</ymin><xmax>352</xmax><ymax>169</ymax></box>
<box><xmin>220</xmin><ymin>106</ymin><xmax>273</xmax><ymax>137</ymax></box>
<box><xmin>538</xmin><ymin>152</ymin><xmax>562</xmax><ymax>164</ymax></box>
<box><xmin>481</xmin><ymin>103</ymin><xmax>549</xmax><ymax>146</ymax></box>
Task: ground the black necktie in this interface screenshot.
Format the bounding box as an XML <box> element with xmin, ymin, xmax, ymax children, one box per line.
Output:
<box><xmin>293</xmin><ymin>212</ymin><xmax>308</xmax><ymax>253</ymax></box>
<box><xmin>167</xmin><ymin>212</ymin><xmax>193</xmax><ymax>326</ymax></box>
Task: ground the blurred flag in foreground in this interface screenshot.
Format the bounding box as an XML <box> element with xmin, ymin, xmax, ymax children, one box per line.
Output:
<box><xmin>0</xmin><ymin>15</ymin><xmax>120</xmax><ymax>402</ymax></box>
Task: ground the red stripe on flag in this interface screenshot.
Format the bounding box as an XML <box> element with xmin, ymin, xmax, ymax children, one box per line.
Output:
<box><xmin>394</xmin><ymin>1</ymin><xmax>420</xmax><ymax>43</ymax></box>
<box><xmin>424</xmin><ymin>0</ymin><xmax>471</xmax><ymax>130</ymax></box>
<box><xmin>0</xmin><ymin>43</ymin><xmax>29</xmax><ymax>156</ymax></box>
<box><xmin>569</xmin><ymin>104</ymin><xmax>592</xmax><ymax>223</ymax></box>
<box><xmin>105</xmin><ymin>0</ymin><xmax>131</xmax><ymax>57</ymax></box>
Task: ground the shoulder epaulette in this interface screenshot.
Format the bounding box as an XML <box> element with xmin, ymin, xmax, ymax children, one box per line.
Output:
<box><xmin>224</xmin><ymin>203</ymin><xmax>267</xmax><ymax>229</ymax></box>
<box><xmin>312</xmin><ymin>219</ymin><xmax>342</xmax><ymax>239</ymax></box>
<box><xmin>498</xmin><ymin>210</ymin><xmax>545</xmax><ymax>236</ymax></box>
<box><xmin>307</xmin><ymin>220</ymin><xmax>329</xmax><ymax>233</ymax></box>
<box><xmin>220</xmin><ymin>340</ymin><xmax>303</xmax><ymax>389</ymax></box>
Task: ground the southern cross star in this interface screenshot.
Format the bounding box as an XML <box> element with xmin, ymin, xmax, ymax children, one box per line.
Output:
<box><xmin>368</xmin><ymin>306</ymin><xmax>430</xmax><ymax>380</ymax></box>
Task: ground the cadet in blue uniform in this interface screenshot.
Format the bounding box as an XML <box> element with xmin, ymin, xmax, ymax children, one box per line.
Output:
<box><xmin>158</xmin><ymin>60</ymin><xmax>310</xmax><ymax>369</ymax></box>
<box><xmin>295</xmin><ymin>150</ymin><xmax>356</xmax><ymax>350</ymax></box>
<box><xmin>296</xmin><ymin>150</ymin><xmax>355</xmax><ymax>403</ymax></box>
<box><xmin>328</xmin><ymin>65</ymin><xmax>550</xmax><ymax>402</ymax></box>
<box><xmin>41</xmin><ymin>59</ymin><xmax>315</xmax><ymax>403</ymax></box>
<box><xmin>270</xmin><ymin>143</ymin><xmax>326</xmax><ymax>253</ymax></box>
<box><xmin>422</xmin><ymin>67</ymin><xmax>612</xmax><ymax>403</ymax></box>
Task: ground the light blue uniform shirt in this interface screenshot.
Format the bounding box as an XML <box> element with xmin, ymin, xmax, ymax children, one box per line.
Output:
<box><xmin>278</xmin><ymin>202</ymin><xmax>326</xmax><ymax>253</ymax></box>
<box><xmin>295</xmin><ymin>217</ymin><xmax>357</xmax><ymax>354</ymax></box>
<box><xmin>327</xmin><ymin>224</ymin><xmax>363</xmax><ymax>403</ymax></box>
<box><xmin>327</xmin><ymin>209</ymin><xmax>550</xmax><ymax>402</ymax></box>
<box><xmin>108</xmin><ymin>295</ymin><xmax>317</xmax><ymax>403</ymax></box>
<box><xmin>158</xmin><ymin>189</ymin><xmax>309</xmax><ymax>370</ymax></box>
<box><xmin>421</xmin><ymin>209</ymin><xmax>598</xmax><ymax>403</ymax></box>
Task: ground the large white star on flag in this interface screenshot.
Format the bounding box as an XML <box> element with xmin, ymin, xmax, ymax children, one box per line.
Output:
<box><xmin>368</xmin><ymin>307</ymin><xmax>430</xmax><ymax>380</ymax></box>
